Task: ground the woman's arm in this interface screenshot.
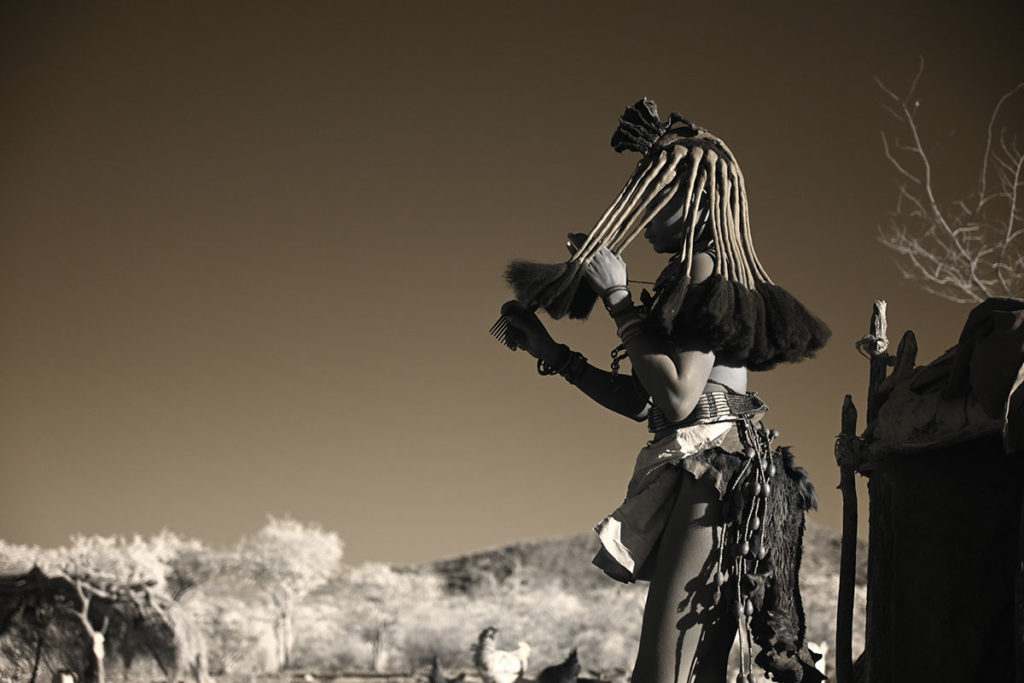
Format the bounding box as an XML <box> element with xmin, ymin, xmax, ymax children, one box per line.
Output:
<box><xmin>586</xmin><ymin>249</ymin><xmax>717</xmax><ymax>422</ymax></box>
<box><xmin>617</xmin><ymin>330</ymin><xmax>714</xmax><ymax>422</ymax></box>
<box><xmin>548</xmin><ymin>343</ymin><xmax>651</xmax><ymax>420</ymax></box>
<box><xmin>500</xmin><ymin>301</ymin><xmax>650</xmax><ymax>420</ymax></box>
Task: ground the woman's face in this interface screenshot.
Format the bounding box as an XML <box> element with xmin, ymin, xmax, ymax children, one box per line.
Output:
<box><xmin>644</xmin><ymin>185</ymin><xmax>700</xmax><ymax>254</ymax></box>
<box><xmin>643</xmin><ymin>181</ymin><xmax>708</xmax><ymax>253</ymax></box>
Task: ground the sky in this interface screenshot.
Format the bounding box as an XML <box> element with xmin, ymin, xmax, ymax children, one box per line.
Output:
<box><xmin>2</xmin><ymin>1</ymin><xmax>1022</xmax><ymax>565</ymax></box>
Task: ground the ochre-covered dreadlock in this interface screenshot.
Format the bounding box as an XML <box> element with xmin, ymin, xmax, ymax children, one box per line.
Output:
<box><xmin>505</xmin><ymin>98</ymin><xmax>829</xmax><ymax>370</ymax></box>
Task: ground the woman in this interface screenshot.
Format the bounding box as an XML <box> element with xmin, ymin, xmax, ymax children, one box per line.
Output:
<box><xmin>498</xmin><ymin>100</ymin><xmax>828</xmax><ymax>682</ymax></box>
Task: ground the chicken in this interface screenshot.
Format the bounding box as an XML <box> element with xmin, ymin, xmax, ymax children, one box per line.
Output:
<box><xmin>809</xmin><ymin>641</ymin><xmax>829</xmax><ymax>677</ymax></box>
<box><xmin>472</xmin><ymin>626</ymin><xmax>531</xmax><ymax>683</ymax></box>
<box><xmin>537</xmin><ymin>648</ymin><xmax>580</xmax><ymax>683</ymax></box>
<box><xmin>429</xmin><ymin>655</ymin><xmax>466</xmax><ymax>683</ymax></box>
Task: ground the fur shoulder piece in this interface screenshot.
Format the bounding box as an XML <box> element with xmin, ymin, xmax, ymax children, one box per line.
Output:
<box><xmin>646</xmin><ymin>261</ymin><xmax>831</xmax><ymax>371</ymax></box>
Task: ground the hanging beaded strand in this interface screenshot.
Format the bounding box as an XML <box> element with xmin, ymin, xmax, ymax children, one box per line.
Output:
<box><xmin>705</xmin><ymin>417</ymin><xmax>777</xmax><ymax>683</ymax></box>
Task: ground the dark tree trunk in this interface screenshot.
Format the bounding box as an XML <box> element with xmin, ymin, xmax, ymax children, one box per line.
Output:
<box><xmin>30</xmin><ymin>630</ymin><xmax>45</xmax><ymax>683</ymax></box>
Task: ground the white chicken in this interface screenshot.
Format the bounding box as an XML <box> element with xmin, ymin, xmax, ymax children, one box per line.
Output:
<box><xmin>809</xmin><ymin>640</ymin><xmax>829</xmax><ymax>677</ymax></box>
<box><xmin>472</xmin><ymin>626</ymin><xmax>531</xmax><ymax>683</ymax></box>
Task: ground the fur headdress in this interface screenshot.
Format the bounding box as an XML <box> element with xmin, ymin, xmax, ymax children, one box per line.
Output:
<box><xmin>505</xmin><ymin>99</ymin><xmax>829</xmax><ymax>370</ymax></box>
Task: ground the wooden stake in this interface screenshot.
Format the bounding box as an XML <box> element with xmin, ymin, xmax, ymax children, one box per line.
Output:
<box><xmin>836</xmin><ymin>394</ymin><xmax>859</xmax><ymax>683</ymax></box>
<box><xmin>867</xmin><ymin>300</ymin><xmax>890</xmax><ymax>423</ymax></box>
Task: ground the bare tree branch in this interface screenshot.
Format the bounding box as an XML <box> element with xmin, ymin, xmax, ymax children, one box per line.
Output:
<box><xmin>978</xmin><ymin>82</ymin><xmax>1024</xmax><ymax>207</ymax></box>
<box><xmin>877</xmin><ymin>67</ymin><xmax>1023</xmax><ymax>302</ymax></box>
<box><xmin>907</xmin><ymin>56</ymin><xmax>926</xmax><ymax>103</ymax></box>
<box><xmin>881</xmin><ymin>133</ymin><xmax>922</xmax><ymax>184</ymax></box>
<box><xmin>875</xmin><ymin>75</ymin><xmax>904</xmax><ymax>104</ymax></box>
<box><xmin>897</xmin><ymin>183</ymin><xmax>928</xmax><ymax>216</ymax></box>
<box><xmin>996</xmin><ymin>144</ymin><xmax>1024</xmax><ymax>290</ymax></box>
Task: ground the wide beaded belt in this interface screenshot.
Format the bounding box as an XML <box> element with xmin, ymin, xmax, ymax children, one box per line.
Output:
<box><xmin>647</xmin><ymin>391</ymin><xmax>767</xmax><ymax>434</ymax></box>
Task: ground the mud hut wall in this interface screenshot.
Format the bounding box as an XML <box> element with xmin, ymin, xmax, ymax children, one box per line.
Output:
<box><xmin>865</xmin><ymin>433</ymin><xmax>1020</xmax><ymax>681</ymax></box>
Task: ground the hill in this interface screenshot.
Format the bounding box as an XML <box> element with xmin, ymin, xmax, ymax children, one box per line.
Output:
<box><xmin>0</xmin><ymin>519</ymin><xmax>864</xmax><ymax>677</ymax></box>
<box><xmin>394</xmin><ymin>518</ymin><xmax>866</xmax><ymax>677</ymax></box>
<box><xmin>426</xmin><ymin>517</ymin><xmax>866</xmax><ymax>593</ymax></box>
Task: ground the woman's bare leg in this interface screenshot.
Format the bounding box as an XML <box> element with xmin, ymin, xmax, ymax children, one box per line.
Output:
<box><xmin>632</xmin><ymin>472</ymin><xmax>737</xmax><ymax>683</ymax></box>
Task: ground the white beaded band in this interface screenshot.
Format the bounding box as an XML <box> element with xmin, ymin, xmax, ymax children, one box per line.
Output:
<box><xmin>616</xmin><ymin>318</ymin><xmax>644</xmax><ymax>341</ymax></box>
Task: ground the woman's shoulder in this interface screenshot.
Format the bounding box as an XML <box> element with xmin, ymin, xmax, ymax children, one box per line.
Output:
<box><xmin>691</xmin><ymin>251</ymin><xmax>714</xmax><ymax>284</ymax></box>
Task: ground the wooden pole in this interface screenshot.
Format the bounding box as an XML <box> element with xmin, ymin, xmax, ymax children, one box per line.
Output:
<box><xmin>836</xmin><ymin>395</ymin><xmax>859</xmax><ymax>683</ymax></box>
<box><xmin>836</xmin><ymin>300</ymin><xmax>890</xmax><ymax>683</ymax></box>
<box><xmin>866</xmin><ymin>301</ymin><xmax>890</xmax><ymax>423</ymax></box>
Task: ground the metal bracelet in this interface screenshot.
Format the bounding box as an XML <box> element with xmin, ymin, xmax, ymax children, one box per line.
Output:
<box><xmin>616</xmin><ymin>318</ymin><xmax>644</xmax><ymax>341</ymax></box>
<box><xmin>537</xmin><ymin>345</ymin><xmax>574</xmax><ymax>376</ymax></box>
<box><xmin>560</xmin><ymin>351</ymin><xmax>589</xmax><ymax>385</ymax></box>
<box><xmin>605</xmin><ymin>293</ymin><xmax>635</xmax><ymax>317</ymax></box>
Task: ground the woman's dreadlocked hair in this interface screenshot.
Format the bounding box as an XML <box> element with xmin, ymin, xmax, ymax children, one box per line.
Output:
<box><xmin>610</xmin><ymin>99</ymin><xmax>699</xmax><ymax>154</ymax></box>
<box><xmin>505</xmin><ymin>99</ymin><xmax>829</xmax><ymax>371</ymax></box>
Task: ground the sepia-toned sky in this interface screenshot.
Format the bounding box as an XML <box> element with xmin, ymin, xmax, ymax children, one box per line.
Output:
<box><xmin>2</xmin><ymin>1</ymin><xmax>1022</xmax><ymax>565</ymax></box>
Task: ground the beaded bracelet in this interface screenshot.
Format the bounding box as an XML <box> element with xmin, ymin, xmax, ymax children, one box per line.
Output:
<box><xmin>602</xmin><ymin>283</ymin><xmax>630</xmax><ymax>302</ymax></box>
<box><xmin>537</xmin><ymin>347</ymin><xmax>573</xmax><ymax>376</ymax></box>
<box><xmin>560</xmin><ymin>350</ymin><xmax>589</xmax><ymax>385</ymax></box>
<box><xmin>616</xmin><ymin>317</ymin><xmax>644</xmax><ymax>341</ymax></box>
<box><xmin>614</xmin><ymin>327</ymin><xmax>638</xmax><ymax>348</ymax></box>
<box><xmin>537</xmin><ymin>347</ymin><xmax>588</xmax><ymax>385</ymax></box>
<box><xmin>614</xmin><ymin>327</ymin><xmax>638</xmax><ymax>344</ymax></box>
<box><xmin>612</xmin><ymin>308</ymin><xmax>640</xmax><ymax>327</ymax></box>
<box><xmin>602</xmin><ymin>285</ymin><xmax>633</xmax><ymax>316</ymax></box>
<box><xmin>606</xmin><ymin>297</ymin><xmax>635</xmax><ymax>318</ymax></box>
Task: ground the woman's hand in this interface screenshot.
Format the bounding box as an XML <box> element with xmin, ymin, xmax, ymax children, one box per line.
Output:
<box><xmin>584</xmin><ymin>248</ymin><xmax>628</xmax><ymax>295</ymax></box>
<box><xmin>500</xmin><ymin>300</ymin><xmax>560</xmax><ymax>361</ymax></box>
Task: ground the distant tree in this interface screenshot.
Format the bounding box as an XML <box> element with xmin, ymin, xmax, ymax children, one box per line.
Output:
<box><xmin>877</xmin><ymin>60</ymin><xmax>1024</xmax><ymax>302</ymax></box>
<box><xmin>193</xmin><ymin>593</ymin><xmax>278</xmax><ymax>675</ymax></box>
<box><xmin>233</xmin><ymin>517</ymin><xmax>343</xmax><ymax>670</ymax></box>
<box><xmin>147</xmin><ymin>530</ymin><xmax>216</xmax><ymax>600</ymax></box>
<box><xmin>0</xmin><ymin>536</ymin><xmax>208</xmax><ymax>683</ymax></box>
<box><xmin>57</xmin><ymin>535</ymin><xmax>166</xmax><ymax>682</ymax></box>
<box><xmin>339</xmin><ymin>563</ymin><xmax>442</xmax><ymax>672</ymax></box>
<box><xmin>0</xmin><ymin>542</ymin><xmax>60</xmax><ymax>682</ymax></box>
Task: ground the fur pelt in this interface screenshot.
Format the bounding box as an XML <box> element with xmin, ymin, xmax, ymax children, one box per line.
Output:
<box><xmin>504</xmin><ymin>256</ymin><xmax>831</xmax><ymax>371</ymax></box>
<box><xmin>708</xmin><ymin>443</ymin><xmax>823</xmax><ymax>682</ymax></box>
<box><xmin>650</xmin><ymin>261</ymin><xmax>831</xmax><ymax>371</ymax></box>
<box><xmin>748</xmin><ymin>446</ymin><xmax>823</xmax><ymax>682</ymax></box>
<box><xmin>679</xmin><ymin>438</ymin><xmax>822</xmax><ymax>682</ymax></box>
